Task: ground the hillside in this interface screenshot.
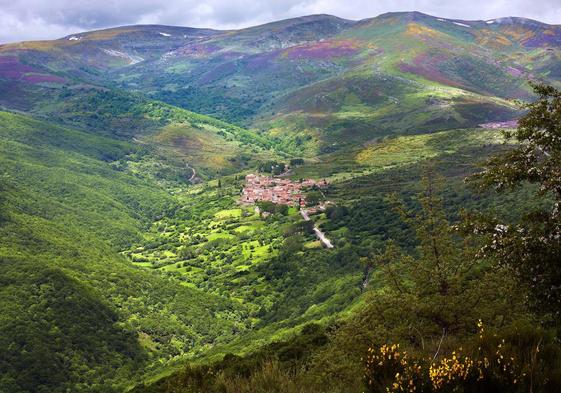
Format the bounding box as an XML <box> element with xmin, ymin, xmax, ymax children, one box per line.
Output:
<box><xmin>1</xmin><ymin>10</ymin><xmax>561</xmax><ymax>393</ymax></box>
<box><xmin>4</xmin><ymin>12</ymin><xmax>559</xmax><ymax>143</ymax></box>
<box><xmin>3</xmin><ymin>12</ymin><xmax>558</xmax><ymax>131</ymax></box>
<box><xmin>0</xmin><ymin>111</ymin><xmax>256</xmax><ymax>391</ymax></box>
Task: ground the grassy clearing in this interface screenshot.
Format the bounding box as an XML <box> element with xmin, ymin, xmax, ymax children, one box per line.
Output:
<box><xmin>290</xmin><ymin>127</ymin><xmax>509</xmax><ymax>182</ymax></box>
<box><xmin>214</xmin><ymin>208</ymin><xmax>243</xmax><ymax>219</ymax></box>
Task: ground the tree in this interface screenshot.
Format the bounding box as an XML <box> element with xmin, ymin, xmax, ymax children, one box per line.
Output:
<box><xmin>306</xmin><ymin>191</ymin><xmax>322</xmax><ymax>207</ymax></box>
<box><xmin>326</xmin><ymin>205</ymin><xmax>349</xmax><ymax>220</ymax></box>
<box><xmin>371</xmin><ymin>168</ymin><xmax>484</xmax><ymax>333</ymax></box>
<box><xmin>282</xmin><ymin>234</ymin><xmax>303</xmax><ymax>255</ymax></box>
<box><xmin>466</xmin><ymin>82</ymin><xmax>561</xmax><ymax>320</ymax></box>
<box><xmin>310</xmin><ymin>170</ymin><xmax>524</xmax><ymax>388</ymax></box>
<box><xmin>256</xmin><ymin>201</ymin><xmax>288</xmax><ymax>215</ymax></box>
<box><xmin>257</xmin><ymin>200</ymin><xmax>276</xmax><ymax>214</ymax></box>
<box><xmin>276</xmin><ymin>204</ymin><xmax>289</xmax><ymax>216</ymax></box>
<box><xmin>258</xmin><ymin>161</ymin><xmax>286</xmax><ymax>174</ymax></box>
<box><xmin>0</xmin><ymin>173</ymin><xmax>11</xmax><ymax>224</ymax></box>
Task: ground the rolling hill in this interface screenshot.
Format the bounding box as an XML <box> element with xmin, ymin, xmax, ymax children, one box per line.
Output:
<box><xmin>4</xmin><ymin>11</ymin><xmax>559</xmax><ymax>159</ymax></box>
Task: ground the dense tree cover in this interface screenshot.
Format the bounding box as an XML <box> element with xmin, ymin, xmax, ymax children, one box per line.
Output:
<box><xmin>0</xmin><ymin>260</ymin><xmax>145</xmax><ymax>393</ymax></box>
<box><xmin>289</xmin><ymin>158</ymin><xmax>305</xmax><ymax>166</ymax></box>
<box><xmin>42</xmin><ymin>88</ymin><xmax>272</xmax><ymax>149</ymax></box>
<box><xmin>305</xmin><ymin>190</ymin><xmax>323</xmax><ymax>206</ymax></box>
<box><xmin>123</xmin><ymin>176</ymin><xmax>364</xmax><ymax>347</ymax></box>
<box><xmin>258</xmin><ymin>160</ymin><xmax>286</xmax><ymax>175</ymax></box>
<box><xmin>256</xmin><ymin>200</ymin><xmax>289</xmax><ymax>215</ymax></box>
<box><xmin>0</xmin><ymin>112</ymin><xmax>249</xmax><ymax>391</ymax></box>
<box><xmin>297</xmin><ymin>171</ymin><xmax>530</xmax><ymax>391</ymax></box>
<box><xmin>321</xmin><ymin>192</ymin><xmax>421</xmax><ymax>253</ymax></box>
<box><xmin>150</xmin><ymin>85</ymin><xmax>259</xmax><ymax>125</ymax></box>
<box><xmin>29</xmin><ymin>88</ymin><xmax>277</xmax><ymax>182</ymax></box>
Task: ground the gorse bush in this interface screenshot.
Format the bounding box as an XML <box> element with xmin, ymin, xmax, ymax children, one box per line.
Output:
<box><xmin>363</xmin><ymin>321</ymin><xmax>561</xmax><ymax>393</ymax></box>
<box><xmin>364</xmin><ymin>344</ymin><xmax>428</xmax><ymax>393</ymax></box>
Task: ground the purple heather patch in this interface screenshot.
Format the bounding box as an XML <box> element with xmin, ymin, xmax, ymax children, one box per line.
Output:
<box><xmin>244</xmin><ymin>50</ymin><xmax>280</xmax><ymax>71</ymax></box>
<box><xmin>505</xmin><ymin>66</ymin><xmax>523</xmax><ymax>77</ymax></box>
<box><xmin>0</xmin><ymin>57</ymin><xmax>36</xmax><ymax>79</ymax></box>
<box><xmin>0</xmin><ymin>56</ymin><xmax>17</xmax><ymax>64</ymax></box>
<box><xmin>479</xmin><ymin>120</ymin><xmax>518</xmax><ymax>128</ymax></box>
<box><xmin>399</xmin><ymin>53</ymin><xmax>463</xmax><ymax>88</ymax></box>
<box><xmin>285</xmin><ymin>40</ymin><xmax>360</xmax><ymax>60</ymax></box>
<box><xmin>0</xmin><ymin>56</ymin><xmax>65</xmax><ymax>84</ymax></box>
<box><xmin>524</xmin><ymin>32</ymin><xmax>561</xmax><ymax>48</ymax></box>
<box><xmin>176</xmin><ymin>43</ymin><xmax>221</xmax><ymax>58</ymax></box>
<box><xmin>22</xmin><ymin>73</ymin><xmax>66</xmax><ymax>84</ymax></box>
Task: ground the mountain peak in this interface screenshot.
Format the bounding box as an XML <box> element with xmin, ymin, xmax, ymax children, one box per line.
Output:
<box><xmin>487</xmin><ymin>16</ymin><xmax>548</xmax><ymax>27</ymax></box>
<box><xmin>236</xmin><ymin>13</ymin><xmax>356</xmax><ymax>33</ymax></box>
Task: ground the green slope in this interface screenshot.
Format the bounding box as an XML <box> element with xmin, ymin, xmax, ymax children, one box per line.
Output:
<box><xmin>0</xmin><ymin>111</ymin><xmax>250</xmax><ymax>392</ymax></box>
<box><xmin>1</xmin><ymin>82</ymin><xmax>279</xmax><ymax>179</ymax></box>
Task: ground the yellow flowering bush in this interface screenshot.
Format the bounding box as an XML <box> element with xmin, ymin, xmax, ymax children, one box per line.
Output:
<box><xmin>428</xmin><ymin>350</ymin><xmax>475</xmax><ymax>390</ymax></box>
<box><xmin>363</xmin><ymin>344</ymin><xmax>429</xmax><ymax>393</ymax></box>
<box><xmin>363</xmin><ymin>321</ymin><xmax>548</xmax><ymax>393</ymax></box>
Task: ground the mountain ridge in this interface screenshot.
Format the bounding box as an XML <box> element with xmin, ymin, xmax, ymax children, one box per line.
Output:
<box><xmin>3</xmin><ymin>11</ymin><xmax>559</xmax><ymax>48</ymax></box>
<box><xmin>4</xmin><ymin>9</ymin><xmax>558</xmax><ymax>156</ymax></box>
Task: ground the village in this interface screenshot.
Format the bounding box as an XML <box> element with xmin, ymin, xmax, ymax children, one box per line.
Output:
<box><xmin>240</xmin><ymin>172</ymin><xmax>334</xmax><ymax>248</ymax></box>
<box><xmin>240</xmin><ymin>173</ymin><xmax>328</xmax><ymax>207</ymax></box>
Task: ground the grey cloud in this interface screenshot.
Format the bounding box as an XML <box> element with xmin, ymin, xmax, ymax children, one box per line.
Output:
<box><xmin>1</xmin><ymin>0</ymin><xmax>561</xmax><ymax>44</ymax></box>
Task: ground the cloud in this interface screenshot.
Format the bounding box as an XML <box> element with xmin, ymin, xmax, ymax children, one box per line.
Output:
<box><xmin>0</xmin><ymin>0</ymin><xmax>560</xmax><ymax>44</ymax></box>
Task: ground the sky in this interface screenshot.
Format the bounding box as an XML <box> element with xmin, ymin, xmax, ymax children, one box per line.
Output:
<box><xmin>1</xmin><ymin>0</ymin><xmax>561</xmax><ymax>44</ymax></box>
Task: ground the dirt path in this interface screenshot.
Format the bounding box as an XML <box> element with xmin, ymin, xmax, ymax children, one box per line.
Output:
<box><xmin>185</xmin><ymin>163</ymin><xmax>197</xmax><ymax>182</ymax></box>
<box><xmin>300</xmin><ymin>209</ymin><xmax>334</xmax><ymax>249</ymax></box>
<box><xmin>361</xmin><ymin>266</ymin><xmax>372</xmax><ymax>292</ymax></box>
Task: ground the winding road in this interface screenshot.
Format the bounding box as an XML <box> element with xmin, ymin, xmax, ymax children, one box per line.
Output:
<box><xmin>300</xmin><ymin>209</ymin><xmax>334</xmax><ymax>249</ymax></box>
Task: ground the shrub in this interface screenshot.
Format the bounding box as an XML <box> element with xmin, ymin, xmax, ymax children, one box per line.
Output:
<box><xmin>363</xmin><ymin>321</ymin><xmax>561</xmax><ymax>393</ymax></box>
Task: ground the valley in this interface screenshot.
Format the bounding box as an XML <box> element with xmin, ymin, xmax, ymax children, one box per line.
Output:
<box><xmin>1</xmin><ymin>9</ymin><xmax>561</xmax><ymax>393</ymax></box>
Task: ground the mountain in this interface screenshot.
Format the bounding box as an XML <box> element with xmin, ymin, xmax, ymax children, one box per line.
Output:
<box><xmin>1</xmin><ymin>11</ymin><xmax>561</xmax><ymax>393</ymax></box>
<box><xmin>4</xmin><ymin>11</ymin><xmax>560</xmax><ymax>158</ymax></box>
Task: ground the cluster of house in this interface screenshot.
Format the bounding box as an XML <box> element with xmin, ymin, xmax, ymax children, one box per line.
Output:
<box><xmin>241</xmin><ymin>174</ymin><xmax>327</xmax><ymax>206</ymax></box>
